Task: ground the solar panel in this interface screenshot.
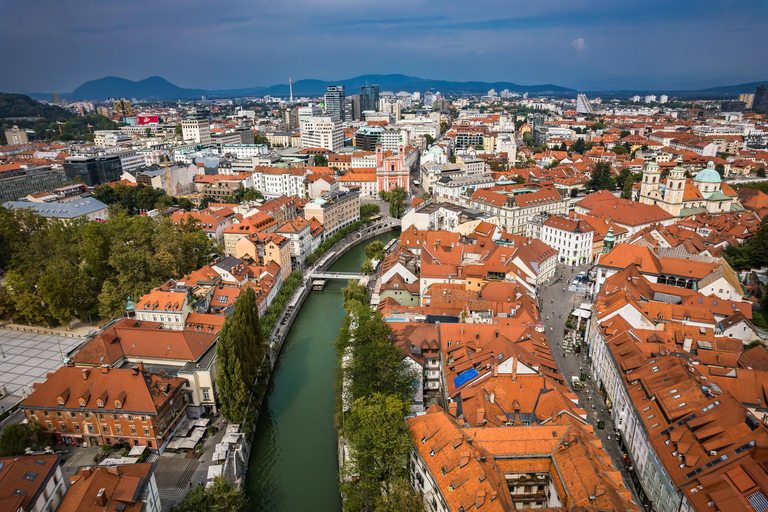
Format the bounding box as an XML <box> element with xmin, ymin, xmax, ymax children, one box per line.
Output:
<box><xmin>748</xmin><ymin>491</ymin><xmax>768</xmax><ymax>512</ymax></box>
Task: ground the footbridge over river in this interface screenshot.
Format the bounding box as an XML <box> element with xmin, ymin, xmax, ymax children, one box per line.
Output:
<box><xmin>310</xmin><ymin>271</ymin><xmax>363</xmax><ymax>280</ymax></box>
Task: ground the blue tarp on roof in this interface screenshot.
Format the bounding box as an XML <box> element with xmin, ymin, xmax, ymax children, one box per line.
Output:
<box><xmin>453</xmin><ymin>368</ymin><xmax>479</xmax><ymax>389</ymax></box>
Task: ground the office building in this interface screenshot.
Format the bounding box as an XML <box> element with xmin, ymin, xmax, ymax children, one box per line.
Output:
<box><xmin>4</xmin><ymin>125</ymin><xmax>29</xmax><ymax>145</ymax></box>
<box><xmin>304</xmin><ymin>188</ymin><xmax>361</xmax><ymax>236</ymax></box>
<box><xmin>300</xmin><ymin>116</ymin><xmax>343</xmax><ymax>151</ymax></box>
<box><xmin>63</xmin><ymin>155</ymin><xmax>122</xmax><ymax>186</ymax></box>
<box><xmin>324</xmin><ymin>85</ymin><xmax>345</xmax><ymax>121</ymax></box>
<box><xmin>354</xmin><ymin>125</ymin><xmax>383</xmax><ymax>151</ymax></box>
<box><xmin>753</xmin><ymin>84</ymin><xmax>768</xmax><ymax>113</ymax></box>
<box><xmin>0</xmin><ymin>164</ymin><xmax>67</xmax><ymax>203</ymax></box>
<box><xmin>361</xmin><ymin>85</ymin><xmax>379</xmax><ymax>113</ymax></box>
<box><xmin>575</xmin><ymin>93</ymin><xmax>592</xmax><ymax>114</ymax></box>
<box><xmin>739</xmin><ymin>93</ymin><xmax>755</xmax><ymax>109</ymax></box>
<box><xmin>113</xmin><ymin>98</ymin><xmax>133</xmax><ymax>117</ymax></box>
<box><xmin>298</xmin><ymin>105</ymin><xmax>323</xmax><ymax>128</ymax></box>
<box><xmin>181</xmin><ymin>112</ymin><xmax>212</xmax><ymax>144</ymax></box>
<box><xmin>345</xmin><ymin>94</ymin><xmax>361</xmax><ymax>121</ymax></box>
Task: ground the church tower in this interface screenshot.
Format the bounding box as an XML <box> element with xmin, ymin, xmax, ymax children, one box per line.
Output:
<box><xmin>663</xmin><ymin>157</ymin><xmax>686</xmax><ymax>216</ymax></box>
<box><xmin>639</xmin><ymin>159</ymin><xmax>661</xmax><ymax>204</ymax></box>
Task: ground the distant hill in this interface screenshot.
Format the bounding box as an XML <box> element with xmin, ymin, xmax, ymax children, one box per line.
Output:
<box><xmin>0</xmin><ymin>93</ymin><xmax>73</xmax><ymax>120</ymax></box>
<box><xmin>32</xmin><ymin>74</ymin><xmax>575</xmax><ymax>101</ymax></box>
<box><xmin>694</xmin><ymin>81</ymin><xmax>768</xmax><ymax>95</ymax></box>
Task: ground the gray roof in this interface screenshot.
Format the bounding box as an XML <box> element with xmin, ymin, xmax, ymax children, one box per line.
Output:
<box><xmin>3</xmin><ymin>198</ymin><xmax>108</xmax><ymax>219</ymax></box>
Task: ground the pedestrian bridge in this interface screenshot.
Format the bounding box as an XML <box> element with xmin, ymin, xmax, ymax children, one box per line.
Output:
<box><xmin>311</xmin><ymin>272</ymin><xmax>363</xmax><ymax>280</ymax></box>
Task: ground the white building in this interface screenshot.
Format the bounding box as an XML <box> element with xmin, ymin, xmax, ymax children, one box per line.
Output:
<box><xmin>94</xmin><ymin>130</ymin><xmax>132</xmax><ymax>147</ymax></box>
<box><xmin>251</xmin><ymin>168</ymin><xmax>307</xmax><ymax>198</ymax></box>
<box><xmin>220</xmin><ymin>144</ymin><xmax>269</xmax><ymax>159</ymax></box>
<box><xmin>298</xmin><ymin>105</ymin><xmax>323</xmax><ymax>128</ymax></box>
<box><xmin>538</xmin><ymin>215</ymin><xmax>594</xmax><ymax>266</ymax></box>
<box><xmin>181</xmin><ymin>117</ymin><xmax>212</xmax><ymax>144</ymax></box>
<box><xmin>300</xmin><ymin>117</ymin><xmax>343</xmax><ymax>151</ymax></box>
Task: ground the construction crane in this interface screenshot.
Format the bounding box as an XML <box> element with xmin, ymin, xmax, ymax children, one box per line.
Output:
<box><xmin>164</xmin><ymin>157</ymin><xmax>172</xmax><ymax>196</ymax></box>
<box><xmin>87</xmin><ymin>123</ymin><xmax>93</xmax><ymax>134</ymax></box>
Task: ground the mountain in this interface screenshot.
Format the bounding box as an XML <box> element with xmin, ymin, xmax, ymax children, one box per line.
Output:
<box><xmin>694</xmin><ymin>81</ymin><xmax>767</xmax><ymax>95</ymax></box>
<box><xmin>31</xmin><ymin>74</ymin><xmax>575</xmax><ymax>101</ymax></box>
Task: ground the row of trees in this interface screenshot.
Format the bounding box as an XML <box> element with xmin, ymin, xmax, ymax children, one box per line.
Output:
<box><xmin>724</xmin><ymin>216</ymin><xmax>768</xmax><ymax>272</ymax></box>
<box><xmin>305</xmin><ymin>218</ymin><xmax>372</xmax><ymax>266</ymax></box>
<box><xmin>336</xmin><ymin>281</ymin><xmax>422</xmax><ymax>511</ymax></box>
<box><xmin>0</xmin><ymin>207</ymin><xmax>215</xmax><ymax>326</ymax></box>
<box><xmin>93</xmin><ymin>183</ymin><xmax>195</xmax><ymax>213</ymax></box>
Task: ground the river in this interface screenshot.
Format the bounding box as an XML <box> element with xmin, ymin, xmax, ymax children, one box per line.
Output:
<box><xmin>246</xmin><ymin>230</ymin><xmax>400</xmax><ymax>512</ymax></box>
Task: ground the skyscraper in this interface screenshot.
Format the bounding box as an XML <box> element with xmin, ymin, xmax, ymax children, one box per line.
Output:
<box><xmin>576</xmin><ymin>93</ymin><xmax>592</xmax><ymax>114</ymax></box>
<box><xmin>753</xmin><ymin>85</ymin><xmax>768</xmax><ymax>114</ymax></box>
<box><xmin>361</xmin><ymin>85</ymin><xmax>379</xmax><ymax>113</ymax></box>
<box><xmin>324</xmin><ymin>85</ymin><xmax>345</xmax><ymax>121</ymax></box>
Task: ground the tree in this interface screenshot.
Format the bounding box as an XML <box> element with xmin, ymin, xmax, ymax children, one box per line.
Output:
<box><xmin>587</xmin><ymin>162</ymin><xmax>616</xmax><ymax>191</ymax></box>
<box><xmin>145</xmin><ymin>127</ymin><xmax>152</xmax><ymax>138</ymax></box>
<box><xmin>423</xmin><ymin>134</ymin><xmax>435</xmax><ymax>146</ymax></box>
<box><xmin>620</xmin><ymin>130</ymin><xmax>631</xmax><ymax>138</ymax></box>
<box><xmin>513</xmin><ymin>175</ymin><xmax>526</xmax><ymax>184</ymax></box>
<box><xmin>571</xmin><ymin>138</ymin><xmax>586</xmax><ymax>154</ymax></box>
<box><xmin>314</xmin><ymin>153</ymin><xmax>328</xmax><ymax>167</ymax></box>
<box><xmin>175</xmin><ymin>124</ymin><xmax>182</xmax><ymax>137</ymax></box>
<box><xmin>615</xmin><ymin>168</ymin><xmax>633</xmax><ymax>190</ymax></box>
<box><xmin>216</xmin><ymin>288</ymin><xmax>266</xmax><ymax>424</ymax></box>
<box><xmin>0</xmin><ymin>422</ymin><xmax>46</xmax><ymax>456</ymax></box>
<box><xmin>758</xmin><ymin>167</ymin><xmax>767</xmax><ymax>178</ymax></box>
<box><xmin>387</xmin><ymin>187</ymin><xmax>407</xmax><ymax>219</ymax></box>
<box><xmin>612</xmin><ymin>144</ymin><xmax>628</xmax><ymax>155</ymax></box>
<box><xmin>523</xmin><ymin>132</ymin><xmax>535</xmax><ymax>147</ymax></box>
<box><xmin>448</xmin><ymin>155</ymin><xmax>457</xmax><ymax>164</ymax></box>
<box><xmin>171</xmin><ymin>477</ymin><xmax>246</xmax><ymax>512</ymax></box>
<box><xmin>621</xmin><ymin>176</ymin><xmax>635</xmax><ymax>199</ymax></box>
<box><xmin>365</xmin><ymin>241</ymin><xmax>385</xmax><ymax>261</ymax></box>
<box><xmin>558</xmin><ymin>142</ymin><xmax>567</xmax><ymax>152</ymax></box>
<box><xmin>342</xmin><ymin>394</ymin><xmax>414</xmax><ymax>511</ymax></box>
<box><xmin>440</xmin><ymin>121</ymin><xmax>449</xmax><ymax>134</ymax></box>
<box><xmin>360</xmin><ymin>259</ymin><xmax>374</xmax><ymax>274</ymax></box>
<box><xmin>360</xmin><ymin>203</ymin><xmax>380</xmax><ymax>219</ymax></box>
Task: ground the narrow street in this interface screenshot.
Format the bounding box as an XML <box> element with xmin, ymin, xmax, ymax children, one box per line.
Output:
<box><xmin>538</xmin><ymin>262</ymin><xmax>642</xmax><ymax>506</ymax></box>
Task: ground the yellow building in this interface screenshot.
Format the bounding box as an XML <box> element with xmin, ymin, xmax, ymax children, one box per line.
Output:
<box><xmin>114</xmin><ymin>99</ymin><xmax>133</xmax><ymax>117</ymax></box>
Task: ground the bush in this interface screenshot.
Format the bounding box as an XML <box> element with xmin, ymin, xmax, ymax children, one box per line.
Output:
<box><xmin>101</xmin><ymin>444</ymin><xmax>112</xmax><ymax>452</ymax></box>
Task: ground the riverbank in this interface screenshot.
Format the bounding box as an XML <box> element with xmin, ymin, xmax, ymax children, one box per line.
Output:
<box><xmin>243</xmin><ymin>226</ymin><xmax>400</xmax><ymax>511</ymax></box>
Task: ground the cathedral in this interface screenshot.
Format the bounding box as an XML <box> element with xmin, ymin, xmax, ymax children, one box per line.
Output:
<box><xmin>638</xmin><ymin>158</ymin><xmax>740</xmax><ymax>217</ymax></box>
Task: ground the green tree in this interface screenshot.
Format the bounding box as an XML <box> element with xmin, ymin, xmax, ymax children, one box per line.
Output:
<box><xmin>342</xmin><ymin>281</ymin><xmax>369</xmax><ymax>312</ymax></box>
<box><xmin>314</xmin><ymin>153</ymin><xmax>328</xmax><ymax>167</ymax></box>
<box><xmin>620</xmin><ymin>130</ymin><xmax>631</xmax><ymax>138</ymax></box>
<box><xmin>715</xmin><ymin>164</ymin><xmax>725</xmax><ymax>178</ymax></box>
<box><xmin>175</xmin><ymin>124</ymin><xmax>182</xmax><ymax>137</ymax></box>
<box><xmin>615</xmin><ymin>168</ymin><xmax>633</xmax><ymax>190</ymax></box>
<box><xmin>216</xmin><ymin>288</ymin><xmax>266</xmax><ymax>424</ymax></box>
<box><xmin>364</xmin><ymin>241</ymin><xmax>385</xmax><ymax>261</ymax></box>
<box><xmin>423</xmin><ymin>134</ymin><xmax>435</xmax><ymax>146</ymax></box>
<box><xmin>360</xmin><ymin>259</ymin><xmax>374</xmax><ymax>274</ymax></box>
<box><xmin>758</xmin><ymin>168</ymin><xmax>766</xmax><ymax>178</ymax></box>
<box><xmin>587</xmin><ymin>162</ymin><xmax>616</xmax><ymax>191</ymax></box>
<box><xmin>360</xmin><ymin>203</ymin><xmax>380</xmax><ymax>219</ymax></box>
<box><xmin>440</xmin><ymin>121</ymin><xmax>449</xmax><ymax>134</ymax></box>
<box><xmin>621</xmin><ymin>176</ymin><xmax>634</xmax><ymax>200</ymax></box>
<box><xmin>571</xmin><ymin>138</ymin><xmax>586</xmax><ymax>154</ymax></box>
<box><xmin>171</xmin><ymin>477</ymin><xmax>246</xmax><ymax>512</ymax></box>
<box><xmin>0</xmin><ymin>422</ymin><xmax>46</xmax><ymax>456</ymax></box>
<box><xmin>387</xmin><ymin>187</ymin><xmax>407</xmax><ymax>219</ymax></box>
<box><xmin>558</xmin><ymin>142</ymin><xmax>567</xmax><ymax>152</ymax></box>
<box><xmin>523</xmin><ymin>132</ymin><xmax>535</xmax><ymax>147</ymax></box>
<box><xmin>145</xmin><ymin>127</ymin><xmax>152</xmax><ymax>138</ymax></box>
<box><xmin>342</xmin><ymin>394</ymin><xmax>414</xmax><ymax>511</ymax></box>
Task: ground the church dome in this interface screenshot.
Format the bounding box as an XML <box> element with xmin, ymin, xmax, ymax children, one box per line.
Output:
<box><xmin>694</xmin><ymin>161</ymin><xmax>721</xmax><ymax>183</ymax></box>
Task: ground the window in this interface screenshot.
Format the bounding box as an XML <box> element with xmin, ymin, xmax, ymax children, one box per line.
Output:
<box><xmin>144</xmin><ymin>427</ymin><xmax>150</xmax><ymax>436</ymax></box>
<box><xmin>116</xmin><ymin>426</ymin><xmax>122</xmax><ymax>434</ymax></box>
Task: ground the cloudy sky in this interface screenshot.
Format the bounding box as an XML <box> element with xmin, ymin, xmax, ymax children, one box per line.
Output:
<box><xmin>1</xmin><ymin>0</ymin><xmax>767</xmax><ymax>93</ymax></box>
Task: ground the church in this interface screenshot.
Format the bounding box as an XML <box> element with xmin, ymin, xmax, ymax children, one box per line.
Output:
<box><xmin>638</xmin><ymin>158</ymin><xmax>740</xmax><ymax>217</ymax></box>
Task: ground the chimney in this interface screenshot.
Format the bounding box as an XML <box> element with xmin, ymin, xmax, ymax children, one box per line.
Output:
<box><xmin>81</xmin><ymin>369</ymin><xmax>89</xmax><ymax>380</ymax></box>
<box><xmin>131</xmin><ymin>366</ymin><xmax>139</xmax><ymax>376</ymax></box>
<box><xmin>96</xmin><ymin>488</ymin><xmax>107</xmax><ymax>506</ymax></box>
<box><xmin>101</xmin><ymin>364</ymin><xmax>109</xmax><ymax>374</ymax></box>
<box><xmin>137</xmin><ymin>362</ymin><xmax>145</xmax><ymax>374</ymax></box>
<box><xmin>511</xmin><ymin>354</ymin><xmax>518</xmax><ymax>382</ymax></box>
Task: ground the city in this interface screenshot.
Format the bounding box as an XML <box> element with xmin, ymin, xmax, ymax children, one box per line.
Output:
<box><xmin>1</xmin><ymin>3</ymin><xmax>768</xmax><ymax>512</ymax></box>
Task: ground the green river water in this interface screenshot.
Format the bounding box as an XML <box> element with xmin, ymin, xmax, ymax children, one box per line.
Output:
<box><xmin>246</xmin><ymin>230</ymin><xmax>400</xmax><ymax>511</ymax></box>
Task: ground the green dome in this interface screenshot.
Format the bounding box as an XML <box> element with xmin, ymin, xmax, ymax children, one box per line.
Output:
<box><xmin>694</xmin><ymin>161</ymin><xmax>721</xmax><ymax>184</ymax></box>
<box><xmin>125</xmin><ymin>296</ymin><xmax>136</xmax><ymax>312</ymax></box>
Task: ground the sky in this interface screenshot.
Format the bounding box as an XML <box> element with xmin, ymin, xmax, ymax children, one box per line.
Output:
<box><xmin>1</xmin><ymin>0</ymin><xmax>767</xmax><ymax>94</ymax></box>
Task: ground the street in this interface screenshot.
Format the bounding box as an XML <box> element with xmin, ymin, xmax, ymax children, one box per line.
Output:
<box><xmin>538</xmin><ymin>262</ymin><xmax>642</xmax><ymax>506</ymax></box>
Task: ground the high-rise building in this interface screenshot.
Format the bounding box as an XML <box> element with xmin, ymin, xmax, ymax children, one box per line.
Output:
<box><xmin>739</xmin><ymin>93</ymin><xmax>755</xmax><ymax>109</ymax></box>
<box><xmin>113</xmin><ymin>98</ymin><xmax>133</xmax><ymax>117</ymax></box>
<box><xmin>345</xmin><ymin>95</ymin><xmax>361</xmax><ymax>121</ymax></box>
<box><xmin>361</xmin><ymin>85</ymin><xmax>379</xmax><ymax>113</ymax></box>
<box><xmin>324</xmin><ymin>85</ymin><xmax>345</xmax><ymax>122</ymax></box>
<box><xmin>575</xmin><ymin>93</ymin><xmax>592</xmax><ymax>114</ymax></box>
<box><xmin>298</xmin><ymin>106</ymin><xmax>323</xmax><ymax>129</ymax></box>
<box><xmin>181</xmin><ymin>111</ymin><xmax>211</xmax><ymax>144</ymax></box>
<box><xmin>51</xmin><ymin>92</ymin><xmax>60</xmax><ymax>104</ymax></box>
<box><xmin>63</xmin><ymin>155</ymin><xmax>123</xmax><ymax>186</ymax></box>
<box><xmin>4</xmin><ymin>126</ymin><xmax>29</xmax><ymax>145</ymax></box>
<box><xmin>97</xmin><ymin>106</ymin><xmax>110</xmax><ymax>117</ymax></box>
<box><xmin>753</xmin><ymin>85</ymin><xmax>768</xmax><ymax>113</ymax></box>
<box><xmin>659</xmin><ymin>94</ymin><xmax>669</xmax><ymax>103</ymax></box>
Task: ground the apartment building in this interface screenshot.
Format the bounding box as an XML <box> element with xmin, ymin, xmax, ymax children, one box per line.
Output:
<box><xmin>22</xmin><ymin>365</ymin><xmax>187</xmax><ymax>449</ymax></box>
<box><xmin>0</xmin><ymin>454</ymin><xmax>66</xmax><ymax>512</ymax></box>
<box><xmin>0</xmin><ymin>164</ymin><xmax>66</xmax><ymax>203</ymax></box>
<box><xmin>303</xmin><ymin>188</ymin><xmax>361</xmax><ymax>236</ymax></box>
<box><xmin>275</xmin><ymin>216</ymin><xmax>313</xmax><ymax>268</ymax></box>
<box><xmin>181</xmin><ymin>115</ymin><xmax>211</xmax><ymax>144</ymax></box>
<box><xmin>234</xmin><ymin>231</ymin><xmax>292</xmax><ymax>280</ymax></box>
<box><xmin>532</xmin><ymin>215</ymin><xmax>594</xmax><ymax>265</ymax></box>
<box><xmin>62</xmin><ymin>464</ymin><xmax>161</xmax><ymax>512</ymax></box>
<box><xmin>70</xmin><ymin>318</ymin><xmax>220</xmax><ymax>417</ymax></box>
